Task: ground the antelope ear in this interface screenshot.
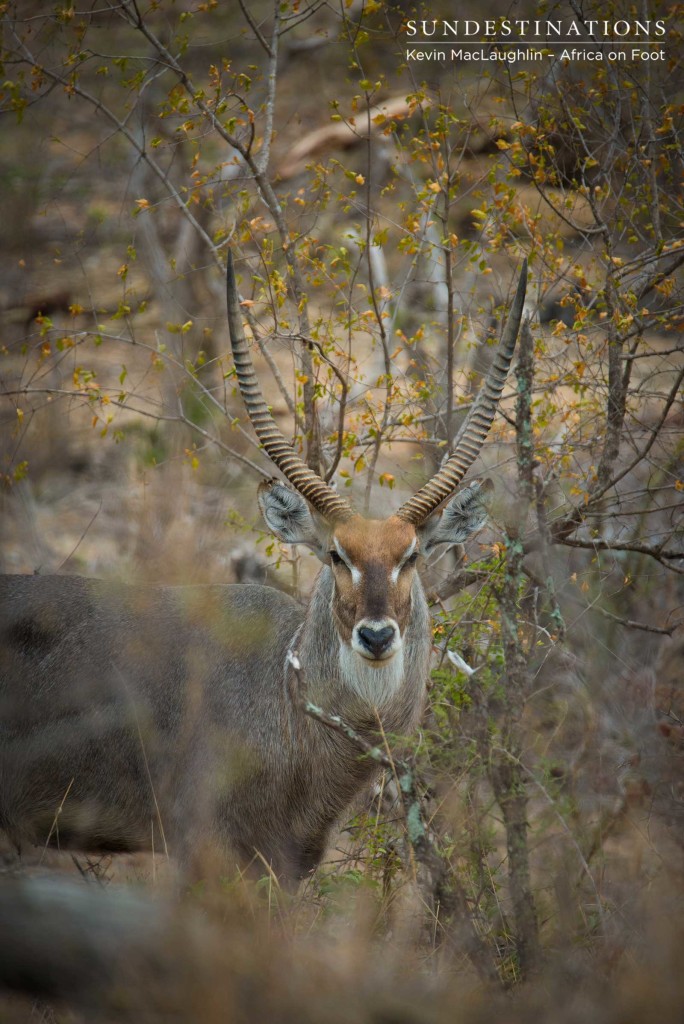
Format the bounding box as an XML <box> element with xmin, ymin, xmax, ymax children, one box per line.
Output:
<box><xmin>417</xmin><ymin>479</ymin><xmax>494</xmax><ymax>554</ymax></box>
<box><xmin>257</xmin><ymin>480</ymin><xmax>329</xmax><ymax>560</ymax></box>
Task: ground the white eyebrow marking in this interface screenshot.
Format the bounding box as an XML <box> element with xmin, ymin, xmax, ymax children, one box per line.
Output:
<box><xmin>334</xmin><ymin>538</ymin><xmax>362</xmax><ymax>586</ymax></box>
<box><xmin>390</xmin><ymin>537</ymin><xmax>417</xmax><ymax>584</ymax></box>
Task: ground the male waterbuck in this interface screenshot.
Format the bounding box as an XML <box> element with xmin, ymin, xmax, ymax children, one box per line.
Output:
<box><xmin>0</xmin><ymin>255</ymin><xmax>527</xmax><ymax>882</ymax></box>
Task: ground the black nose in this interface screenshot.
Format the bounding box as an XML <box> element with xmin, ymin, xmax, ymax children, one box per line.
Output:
<box><xmin>357</xmin><ymin>624</ymin><xmax>396</xmax><ymax>659</ymax></box>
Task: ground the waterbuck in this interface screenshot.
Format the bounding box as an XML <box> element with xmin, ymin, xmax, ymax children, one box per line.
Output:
<box><xmin>0</xmin><ymin>255</ymin><xmax>527</xmax><ymax>883</ymax></box>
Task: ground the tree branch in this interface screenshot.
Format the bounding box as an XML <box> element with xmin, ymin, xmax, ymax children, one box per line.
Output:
<box><xmin>287</xmin><ymin>651</ymin><xmax>501</xmax><ymax>987</ymax></box>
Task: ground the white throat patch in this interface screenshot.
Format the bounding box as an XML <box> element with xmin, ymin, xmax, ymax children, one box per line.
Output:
<box><xmin>338</xmin><ymin>642</ymin><xmax>405</xmax><ymax>707</ymax></box>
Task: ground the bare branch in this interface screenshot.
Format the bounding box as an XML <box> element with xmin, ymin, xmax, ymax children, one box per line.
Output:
<box><xmin>571</xmin><ymin>597</ymin><xmax>680</xmax><ymax>636</ymax></box>
<box><xmin>587</xmin><ymin>363</ymin><xmax>684</xmax><ymax>506</ymax></box>
<box><xmin>557</xmin><ymin>535</ymin><xmax>683</xmax><ymax>567</ymax></box>
<box><xmin>256</xmin><ymin>2</ymin><xmax>281</xmax><ymax>175</ymax></box>
<box><xmin>238</xmin><ymin>0</ymin><xmax>273</xmax><ymax>57</ymax></box>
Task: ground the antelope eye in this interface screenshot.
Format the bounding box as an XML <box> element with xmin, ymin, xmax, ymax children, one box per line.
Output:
<box><xmin>403</xmin><ymin>552</ymin><xmax>419</xmax><ymax>569</ymax></box>
<box><xmin>329</xmin><ymin>550</ymin><xmax>344</xmax><ymax>567</ymax></box>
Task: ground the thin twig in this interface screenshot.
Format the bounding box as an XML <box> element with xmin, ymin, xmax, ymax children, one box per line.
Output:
<box><xmin>238</xmin><ymin>0</ymin><xmax>273</xmax><ymax>56</ymax></box>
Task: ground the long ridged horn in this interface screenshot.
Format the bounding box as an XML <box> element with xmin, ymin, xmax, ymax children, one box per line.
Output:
<box><xmin>395</xmin><ymin>260</ymin><xmax>528</xmax><ymax>525</ymax></box>
<box><xmin>227</xmin><ymin>251</ymin><xmax>355</xmax><ymax>522</ymax></box>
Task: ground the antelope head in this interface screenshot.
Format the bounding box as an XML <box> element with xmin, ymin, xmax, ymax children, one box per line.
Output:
<box><xmin>227</xmin><ymin>253</ymin><xmax>527</xmax><ymax>666</ymax></box>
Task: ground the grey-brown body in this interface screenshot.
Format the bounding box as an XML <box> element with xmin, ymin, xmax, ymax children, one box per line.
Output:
<box><xmin>0</xmin><ymin>568</ymin><xmax>429</xmax><ymax>880</ymax></box>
